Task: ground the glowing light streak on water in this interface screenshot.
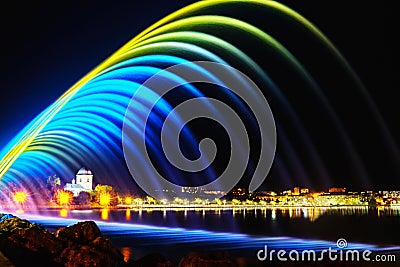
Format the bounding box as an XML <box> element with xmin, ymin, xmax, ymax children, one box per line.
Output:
<box><xmin>12</xmin><ymin>213</ymin><xmax>399</xmax><ymax>253</ymax></box>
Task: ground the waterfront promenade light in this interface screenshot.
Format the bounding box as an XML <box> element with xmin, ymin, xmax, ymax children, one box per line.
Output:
<box><xmin>99</xmin><ymin>192</ymin><xmax>111</xmax><ymax>206</ymax></box>
<box><xmin>13</xmin><ymin>191</ymin><xmax>27</xmax><ymax>204</ymax></box>
<box><xmin>125</xmin><ymin>196</ymin><xmax>133</xmax><ymax>205</ymax></box>
<box><xmin>55</xmin><ymin>190</ymin><xmax>72</xmax><ymax>206</ymax></box>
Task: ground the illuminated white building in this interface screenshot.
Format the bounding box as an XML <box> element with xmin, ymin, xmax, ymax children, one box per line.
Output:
<box><xmin>64</xmin><ymin>167</ymin><xmax>93</xmax><ymax>197</ymax></box>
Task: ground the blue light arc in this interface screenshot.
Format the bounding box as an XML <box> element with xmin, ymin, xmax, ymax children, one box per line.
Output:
<box><xmin>0</xmin><ymin>0</ymin><xmax>393</xmax><ymax>202</ymax></box>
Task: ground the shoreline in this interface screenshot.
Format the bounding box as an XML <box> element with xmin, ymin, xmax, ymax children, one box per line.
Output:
<box><xmin>2</xmin><ymin>213</ymin><xmax>399</xmax><ymax>267</ymax></box>
<box><xmin>2</xmin><ymin>204</ymin><xmax>398</xmax><ymax>212</ymax></box>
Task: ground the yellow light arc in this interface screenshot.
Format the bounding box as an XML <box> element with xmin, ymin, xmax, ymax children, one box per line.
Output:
<box><xmin>0</xmin><ymin>0</ymin><xmax>352</xmax><ymax>180</ymax></box>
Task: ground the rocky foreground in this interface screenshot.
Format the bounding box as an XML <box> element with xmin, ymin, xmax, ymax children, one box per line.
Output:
<box><xmin>0</xmin><ymin>214</ymin><xmax>397</xmax><ymax>267</ymax></box>
<box><xmin>0</xmin><ymin>214</ymin><xmax>252</xmax><ymax>267</ymax></box>
<box><xmin>0</xmin><ymin>214</ymin><xmax>123</xmax><ymax>266</ymax></box>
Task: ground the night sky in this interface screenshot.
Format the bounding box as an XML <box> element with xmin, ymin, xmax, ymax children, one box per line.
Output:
<box><xmin>0</xmin><ymin>1</ymin><xmax>397</xmax><ymax>192</ymax></box>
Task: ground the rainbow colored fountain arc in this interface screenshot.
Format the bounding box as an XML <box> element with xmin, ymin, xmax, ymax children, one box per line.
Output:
<box><xmin>0</xmin><ymin>0</ymin><xmax>393</xmax><ymax>200</ymax></box>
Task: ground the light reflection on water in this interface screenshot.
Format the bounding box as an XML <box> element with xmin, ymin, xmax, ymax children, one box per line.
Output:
<box><xmin>120</xmin><ymin>247</ymin><xmax>132</xmax><ymax>263</ymax></box>
<box><xmin>59</xmin><ymin>208</ymin><xmax>68</xmax><ymax>217</ymax></box>
<box><xmin>5</xmin><ymin>206</ymin><xmax>400</xmax><ymax>231</ymax></box>
<box><xmin>15</xmin><ymin>209</ymin><xmax>24</xmax><ymax>214</ymax></box>
<box><xmin>11</xmin><ymin>213</ymin><xmax>400</xmax><ymax>263</ymax></box>
<box><xmin>5</xmin><ymin>206</ymin><xmax>400</xmax><ymax>223</ymax></box>
<box><xmin>101</xmin><ymin>208</ymin><xmax>109</xmax><ymax>220</ymax></box>
<box><xmin>73</xmin><ymin>206</ymin><xmax>399</xmax><ymax>248</ymax></box>
<box><xmin>2</xmin><ymin>207</ymin><xmax>400</xmax><ymax>263</ymax></box>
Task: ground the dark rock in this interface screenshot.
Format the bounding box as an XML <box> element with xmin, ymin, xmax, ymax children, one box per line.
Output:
<box><xmin>1</xmin><ymin>217</ymin><xmax>126</xmax><ymax>267</ymax></box>
<box><xmin>59</xmin><ymin>244</ymin><xmax>124</xmax><ymax>267</ymax></box>
<box><xmin>56</xmin><ymin>222</ymin><xmax>125</xmax><ymax>267</ymax></box>
<box><xmin>56</xmin><ymin>220</ymin><xmax>102</xmax><ymax>244</ymax></box>
<box><xmin>0</xmin><ymin>250</ymin><xmax>15</xmax><ymax>267</ymax></box>
<box><xmin>131</xmin><ymin>253</ymin><xmax>174</xmax><ymax>267</ymax></box>
<box><xmin>0</xmin><ymin>214</ymin><xmax>16</xmax><ymax>223</ymax></box>
<box><xmin>0</xmin><ymin>217</ymin><xmax>64</xmax><ymax>266</ymax></box>
<box><xmin>6</xmin><ymin>226</ymin><xmax>64</xmax><ymax>255</ymax></box>
<box><xmin>234</xmin><ymin>257</ymin><xmax>267</xmax><ymax>267</ymax></box>
<box><xmin>178</xmin><ymin>251</ymin><xmax>237</xmax><ymax>267</ymax></box>
<box><xmin>0</xmin><ymin>217</ymin><xmax>41</xmax><ymax>238</ymax></box>
<box><xmin>92</xmin><ymin>236</ymin><xmax>125</xmax><ymax>262</ymax></box>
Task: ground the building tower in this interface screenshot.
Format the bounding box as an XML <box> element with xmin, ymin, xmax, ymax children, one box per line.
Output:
<box><xmin>75</xmin><ymin>167</ymin><xmax>93</xmax><ymax>191</ymax></box>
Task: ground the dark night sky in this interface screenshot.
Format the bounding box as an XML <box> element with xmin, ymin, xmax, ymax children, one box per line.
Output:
<box><xmin>0</xmin><ymin>1</ymin><xmax>398</xmax><ymax>191</ymax></box>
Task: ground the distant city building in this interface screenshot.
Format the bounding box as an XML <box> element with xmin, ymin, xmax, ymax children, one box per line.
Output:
<box><xmin>230</xmin><ymin>188</ymin><xmax>247</xmax><ymax>196</ymax></box>
<box><xmin>293</xmin><ymin>187</ymin><xmax>300</xmax><ymax>195</ymax></box>
<box><xmin>381</xmin><ymin>191</ymin><xmax>400</xmax><ymax>198</ymax></box>
<box><xmin>257</xmin><ymin>191</ymin><xmax>277</xmax><ymax>196</ymax></box>
<box><xmin>282</xmin><ymin>189</ymin><xmax>292</xmax><ymax>195</ymax></box>
<box><xmin>282</xmin><ymin>187</ymin><xmax>308</xmax><ymax>195</ymax></box>
<box><xmin>347</xmin><ymin>191</ymin><xmax>359</xmax><ymax>195</ymax></box>
<box><xmin>254</xmin><ymin>191</ymin><xmax>276</xmax><ymax>200</ymax></box>
<box><xmin>203</xmin><ymin>190</ymin><xmax>226</xmax><ymax>196</ymax></box>
<box><xmin>328</xmin><ymin>187</ymin><xmax>346</xmax><ymax>193</ymax></box>
<box><xmin>64</xmin><ymin>167</ymin><xmax>93</xmax><ymax>197</ymax></box>
<box><xmin>300</xmin><ymin>188</ymin><xmax>309</xmax><ymax>194</ymax></box>
<box><xmin>181</xmin><ymin>187</ymin><xmax>199</xmax><ymax>194</ymax></box>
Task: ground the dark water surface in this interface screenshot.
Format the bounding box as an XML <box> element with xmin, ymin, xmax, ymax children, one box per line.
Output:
<box><xmin>6</xmin><ymin>206</ymin><xmax>400</xmax><ymax>263</ymax></box>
